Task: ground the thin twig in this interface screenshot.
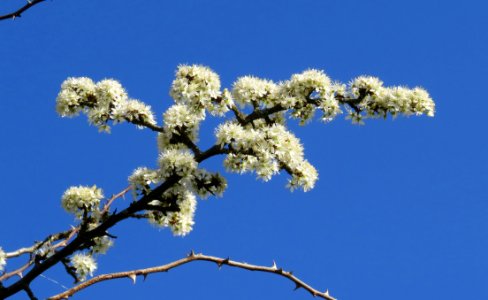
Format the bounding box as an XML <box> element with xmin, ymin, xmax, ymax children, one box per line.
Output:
<box><xmin>101</xmin><ymin>186</ymin><xmax>132</xmax><ymax>215</ymax></box>
<box><xmin>48</xmin><ymin>252</ymin><xmax>335</xmax><ymax>300</ymax></box>
<box><xmin>0</xmin><ymin>0</ymin><xmax>46</xmax><ymax>21</ymax></box>
<box><xmin>0</xmin><ymin>261</ymin><xmax>31</xmax><ymax>282</ymax></box>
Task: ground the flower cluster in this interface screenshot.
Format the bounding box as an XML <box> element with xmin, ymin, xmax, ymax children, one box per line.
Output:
<box><xmin>344</xmin><ymin>76</ymin><xmax>435</xmax><ymax>121</ymax></box>
<box><xmin>216</xmin><ymin>122</ymin><xmax>318</xmax><ymax>191</ymax></box>
<box><xmin>70</xmin><ymin>253</ymin><xmax>97</xmax><ymax>281</ymax></box>
<box><xmin>232</xmin><ymin>76</ymin><xmax>278</xmax><ymax>106</ymax></box>
<box><xmin>61</xmin><ymin>185</ymin><xmax>104</xmax><ymax>218</ymax></box>
<box><xmin>92</xmin><ymin>235</ymin><xmax>114</xmax><ymax>254</ymax></box>
<box><xmin>170</xmin><ymin>65</ymin><xmax>232</xmax><ymax>116</ymax></box>
<box><xmin>129</xmin><ymin>167</ymin><xmax>161</xmax><ymax>196</ymax></box>
<box><xmin>56</xmin><ymin>78</ymin><xmax>156</xmax><ymax>132</ymax></box>
<box><xmin>161</xmin><ymin>103</ymin><xmax>203</xmax><ymax>147</ymax></box>
<box><xmin>158</xmin><ymin>149</ymin><xmax>197</xmax><ymax>179</ymax></box>
<box><xmin>0</xmin><ymin>247</ymin><xmax>6</xmax><ymax>272</ymax></box>
<box><xmin>148</xmin><ymin>187</ymin><xmax>197</xmax><ymax>236</ymax></box>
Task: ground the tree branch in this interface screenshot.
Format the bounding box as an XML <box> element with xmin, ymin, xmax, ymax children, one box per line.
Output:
<box><xmin>48</xmin><ymin>252</ymin><xmax>336</xmax><ymax>300</ymax></box>
<box><xmin>0</xmin><ymin>0</ymin><xmax>46</xmax><ymax>21</ymax></box>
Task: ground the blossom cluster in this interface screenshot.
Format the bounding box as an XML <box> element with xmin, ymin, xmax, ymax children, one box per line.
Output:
<box><xmin>70</xmin><ymin>253</ymin><xmax>97</xmax><ymax>281</ymax></box>
<box><xmin>56</xmin><ymin>78</ymin><xmax>156</xmax><ymax>132</ymax></box>
<box><xmin>61</xmin><ymin>185</ymin><xmax>104</xmax><ymax>219</ymax></box>
<box><xmin>158</xmin><ymin>149</ymin><xmax>197</xmax><ymax>179</ymax></box>
<box><xmin>216</xmin><ymin>122</ymin><xmax>318</xmax><ymax>191</ymax></box>
<box><xmin>148</xmin><ymin>186</ymin><xmax>197</xmax><ymax>236</ymax></box>
<box><xmin>170</xmin><ymin>65</ymin><xmax>232</xmax><ymax>116</ymax></box>
<box><xmin>345</xmin><ymin>76</ymin><xmax>435</xmax><ymax>122</ymax></box>
<box><xmin>0</xmin><ymin>247</ymin><xmax>6</xmax><ymax>272</ymax></box>
<box><xmin>232</xmin><ymin>76</ymin><xmax>278</xmax><ymax>106</ymax></box>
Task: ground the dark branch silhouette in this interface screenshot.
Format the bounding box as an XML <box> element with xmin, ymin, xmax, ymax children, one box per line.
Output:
<box><xmin>0</xmin><ymin>0</ymin><xmax>47</xmax><ymax>21</ymax></box>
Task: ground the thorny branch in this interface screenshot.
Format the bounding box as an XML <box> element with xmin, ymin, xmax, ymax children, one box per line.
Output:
<box><xmin>48</xmin><ymin>252</ymin><xmax>336</xmax><ymax>300</ymax></box>
<box><xmin>0</xmin><ymin>0</ymin><xmax>47</xmax><ymax>21</ymax></box>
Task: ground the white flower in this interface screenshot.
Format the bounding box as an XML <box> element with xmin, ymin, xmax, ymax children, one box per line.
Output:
<box><xmin>232</xmin><ymin>76</ymin><xmax>277</xmax><ymax>106</ymax></box>
<box><xmin>350</xmin><ymin>76</ymin><xmax>384</xmax><ymax>98</ymax></box>
<box><xmin>170</xmin><ymin>65</ymin><xmax>222</xmax><ymax>113</ymax></box>
<box><xmin>280</xmin><ymin>69</ymin><xmax>331</xmax><ymax>102</ymax></box>
<box><xmin>287</xmin><ymin>160</ymin><xmax>318</xmax><ymax>192</ymax></box>
<box><xmin>129</xmin><ymin>167</ymin><xmax>161</xmax><ymax>196</ymax></box>
<box><xmin>148</xmin><ymin>189</ymin><xmax>197</xmax><ymax>236</ymax></box>
<box><xmin>158</xmin><ymin>149</ymin><xmax>197</xmax><ymax>179</ymax></box>
<box><xmin>277</xmin><ymin>69</ymin><xmax>331</xmax><ymax>123</ymax></box>
<box><xmin>318</xmin><ymin>97</ymin><xmax>342</xmax><ymax>122</ymax></box>
<box><xmin>56</xmin><ymin>77</ymin><xmax>96</xmax><ymax>117</ymax></box>
<box><xmin>0</xmin><ymin>247</ymin><xmax>6</xmax><ymax>272</ymax></box>
<box><xmin>61</xmin><ymin>185</ymin><xmax>104</xmax><ymax>218</ymax></box>
<box><xmin>163</xmin><ymin>103</ymin><xmax>203</xmax><ymax>134</ymax></box>
<box><xmin>92</xmin><ymin>236</ymin><xmax>113</xmax><ymax>254</ymax></box>
<box><xmin>215</xmin><ymin>122</ymin><xmax>246</xmax><ymax>147</ymax></box>
<box><xmin>95</xmin><ymin>79</ymin><xmax>128</xmax><ymax>108</ymax></box>
<box><xmin>112</xmin><ymin>99</ymin><xmax>156</xmax><ymax>127</ymax></box>
<box><xmin>71</xmin><ymin>253</ymin><xmax>97</xmax><ymax>281</ymax></box>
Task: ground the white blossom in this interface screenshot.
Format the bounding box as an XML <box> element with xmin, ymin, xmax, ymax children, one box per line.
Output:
<box><xmin>94</xmin><ymin>79</ymin><xmax>128</xmax><ymax>107</ymax></box>
<box><xmin>163</xmin><ymin>103</ymin><xmax>203</xmax><ymax>140</ymax></box>
<box><xmin>56</xmin><ymin>77</ymin><xmax>96</xmax><ymax>117</ymax></box>
<box><xmin>61</xmin><ymin>185</ymin><xmax>103</xmax><ymax>218</ymax></box>
<box><xmin>232</xmin><ymin>76</ymin><xmax>277</xmax><ymax>106</ymax></box>
<box><xmin>276</xmin><ymin>69</ymin><xmax>332</xmax><ymax>123</ymax></box>
<box><xmin>148</xmin><ymin>189</ymin><xmax>197</xmax><ymax>236</ymax></box>
<box><xmin>112</xmin><ymin>99</ymin><xmax>156</xmax><ymax>127</ymax></box>
<box><xmin>0</xmin><ymin>247</ymin><xmax>6</xmax><ymax>272</ymax></box>
<box><xmin>287</xmin><ymin>160</ymin><xmax>318</xmax><ymax>192</ymax></box>
<box><xmin>350</xmin><ymin>76</ymin><xmax>384</xmax><ymax>98</ymax></box>
<box><xmin>280</xmin><ymin>69</ymin><xmax>331</xmax><ymax>104</ymax></box>
<box><xmin>318</xmin><ymin>97</ymin><xmax>342</xmax><ymax>122</ymax></box>
<box><xmin>92</xmin><ymin>236</ymin><xmax>113</xmax><ymax>254</ymax></box>
<box><xmin>129</xmin><ymin>167</ymin><xmax>161</xmax><ymax>196</ymax></box>
<box><xmin>71</xmin><ymin>253</ymin><xmax>97</xmax><ymax>281</ymax></box>
<box><xmin>170</xmin><ymin>65</ymin><xmax>223</xmax><ymax>114</ymax></box>
<box><xmin>158</xmin><ymin>149</ymin><xmax>197</xmax><ymax>179</ymax></box>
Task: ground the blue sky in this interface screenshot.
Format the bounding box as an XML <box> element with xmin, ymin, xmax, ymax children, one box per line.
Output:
<box><xmin>0</xmin><ymin>0</ymin><xmax>487</xmax><ymax>299</ymax></box>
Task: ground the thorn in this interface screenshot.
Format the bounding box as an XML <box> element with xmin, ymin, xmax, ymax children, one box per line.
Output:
<box><xmin>128</xmin><ymin>274</ymin><xmax>136</xmax><ymax>284</ymax></box>
<box><xmin>142</xmin><ymin>274</ymin><xmax>148</xmax><ymax>281</ymax></box>
<box><xmin>217</xmin><ymin>257</ymin><xmax>229</xmax><ymax>269</ymax></box>
<box><xmin>188</xmin><ymin>250</ymin><xmax>195</xmax><ymax>257</ymax></box>
<box><xmin>325</xmin><ymin>289</ymin><xmax>330</xmax><ymax>296</ymax></box>
<box><xmin>17</xmin><ymin>272</ymin><xmax>23</xmax><ymax>279</ymax></box>
<box><xmin>105</xmin><ymin>232</ymin><xmax>117</xmax><ymax>239</ymax></box>
<box><xmin>271</xmin><ymin>260</ymin><xmax>277</xmax><ymax>270</ymax></box>
<box><xmin>293</xmin><ymin>283</ymin><xmax>301</xmax><ymax>291</ymax></box>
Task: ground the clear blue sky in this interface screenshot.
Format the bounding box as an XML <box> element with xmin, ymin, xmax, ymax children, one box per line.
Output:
<box><xmin>0</xmin><ymin>0</ymin><xmax>487</xmax><ymax>299</ymax></box>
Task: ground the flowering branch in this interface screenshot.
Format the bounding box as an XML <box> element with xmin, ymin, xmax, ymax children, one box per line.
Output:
<box><xmin>48</xmin><ymin>252</ymin><xmax>336</xmax><ymax>300</ymax></box>
<box><xmin>0</xmin><ymin>0</ymin><xmax>46</xmax><ymax>21</ymax></box>
<box><xmin>0</xmin><ymin>65</ymin><xmax>435</xmax><ymax>299</ymax></box>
